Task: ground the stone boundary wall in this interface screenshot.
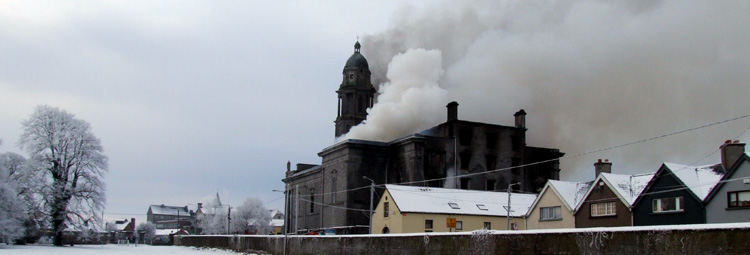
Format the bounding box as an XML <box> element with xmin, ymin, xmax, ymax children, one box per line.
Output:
<box><xmin>177</xmin><ymin>224</ymin><xmax>750</xmax><ymax>255</ymax></box>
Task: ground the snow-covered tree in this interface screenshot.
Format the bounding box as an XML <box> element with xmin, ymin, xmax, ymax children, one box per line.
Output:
<box><xmin>196</xmin><ymin>193</ymin><xmax>229</xmax><ymax>235</ymax></box>
<box><xmin>231</xmin><ymin>197</ymin><xmax>271</xmax><ymax>235</ymax></box>
<box><xmin>0</xmin><ymin>161</ymin><xmax>26</xmax><ymax>243</ymax></box>
<box><xmin>135</xmin><ymin>222</ymin><xmax>156</xmax><ymax>244</ymax></box>
<box><xmin>18</xmin><ymin>105</ymin><xmax>108</xmax><ymax>246</ymax></box>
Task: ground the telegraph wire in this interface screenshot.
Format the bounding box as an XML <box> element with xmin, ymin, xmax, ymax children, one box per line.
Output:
<box><xmin>288</xmin><ymin>113</ymin><xmax>750</xmax><ymax>208</ymax></box>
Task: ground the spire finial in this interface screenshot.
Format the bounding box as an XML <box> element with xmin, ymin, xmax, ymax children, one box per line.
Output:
<box><xmin>354</xmin><ymin>37</ymin><xmax>361</xmax><ymax>53</ymax></box>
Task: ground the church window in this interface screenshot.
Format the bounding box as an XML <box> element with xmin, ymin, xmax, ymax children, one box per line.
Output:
<box><xmin>349</xmin><ymin>73</ymin><xmax>354</xmax><ymax>80</ymax></box>
<box><xmin>486</xmin><ymin>179</ymin><xmax>496</xmax><ymax>191</ymax></box>
<box><xmin>460</xmin><ymin>178</ymin><xmax>470</xmax><ymax>190</ymax></box>
<box><xmin>357</xmin><ymin>96</ymin><xmax>365</xmax><ymax>113</ymax></box>
<box><xmin>486</xmin><ymin>155</ymin><xmax>497</xmax><ymax>170</ymax></box>
<box><xmin>486</xmin><ymin>133</ymin><xmax>498</xmax><ymax>149</ymax></box>
<box><xmin>459</xmin><ymin>130</ymin><xmax>472</xmax><ymax>146</ymax></box>
<box><xmin>460</xmin><ymin>152</ymin><xmax>471</xmax><ymax>169</ymax></box>
<box><xmin>309</xmin><ymin>189</ymin><xmax>315</xmax><ymax>214</ymax></box>
<box><xmin>331</xmin><ymin>174</ymin><xmax>337</xmax><ymax>204</ymax></box>
<box><xmin>512</xmin><ymin>135</ymin><xmax>522</xmax><ymax>150</ymax></box>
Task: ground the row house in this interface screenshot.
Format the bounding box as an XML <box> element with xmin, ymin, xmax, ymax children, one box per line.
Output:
<box><xmin>372</xmin><ymin>184</ymin><xmax>536</xmax><ymax>234</ymax></box>
<box><xmin>527</xmin><ymin>140</ymin><xmax>748</xmax><ymax>230</ymax></box>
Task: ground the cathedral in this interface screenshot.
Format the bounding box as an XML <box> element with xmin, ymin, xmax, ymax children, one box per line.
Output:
<box><xmin>282</xmin><ymin>42</ymin><xmax>564</xmax><ymax>235</ymax></box>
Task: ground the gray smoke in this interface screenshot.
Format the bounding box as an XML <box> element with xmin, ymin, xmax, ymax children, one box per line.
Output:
<box><xmin>346</xmin><ymin>0</ymin><xmax>750</xmax><ymax>181</ymax></box>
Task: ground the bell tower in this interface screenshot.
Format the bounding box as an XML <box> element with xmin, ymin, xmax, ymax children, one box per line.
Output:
<box><xmin>335</xmin><ymin>41</ymin><xmax>376</xmax><ymax>137</ymax></box>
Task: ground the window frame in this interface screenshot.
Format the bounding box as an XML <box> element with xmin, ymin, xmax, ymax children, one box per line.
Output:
<box><xmin>590</xmin><ymin>202</ymin><xmax>617</xmax><ymax>217</ymax></box>
<box><xmin>384</xmin><ymin>202</ymin><xmax>390</xmax><ymax>218</ymax></box>
<box><xmin>652</xmin><ymin>196</ymin><xmax>684</xmax><ymax>213</ymax></box>
<box><xmin>539</xmin><ymin>206</ymin><xmax>562</xmax><ymax>221</ymax></box>
<box><xmin>425</xmin><ymin>219</ymin><xmax>433</xmax><ymax>230</ymax></box>
<box><xmin>728</xmin><ymin>190</ymin><xmax>750</xmax><ymax>208</ymax></box>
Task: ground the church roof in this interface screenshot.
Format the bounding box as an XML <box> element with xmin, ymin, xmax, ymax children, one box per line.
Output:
<box><xmin>344</xmin><ymin>41</ymin><xmax>369</xmax><ymax>69</ymax></box>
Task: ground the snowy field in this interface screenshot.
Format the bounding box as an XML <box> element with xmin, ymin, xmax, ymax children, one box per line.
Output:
<box><xmin>0</xmin><ymin>244</ymin><xmax>252</xmax><ymax>255</ymax></box>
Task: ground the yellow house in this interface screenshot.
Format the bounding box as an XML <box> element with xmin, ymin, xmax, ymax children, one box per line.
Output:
<box><xmin>526</xmin><ymin>180</ymin><xmax>591</xmax><ymax>230</ymax></box>
<box><xmin>372</xmin><ymin>184</ymin><xmax>537</xmax><ymax>234</ymax></box>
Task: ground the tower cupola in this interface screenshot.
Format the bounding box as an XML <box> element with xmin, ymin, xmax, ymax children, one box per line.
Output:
<box><xmin>335</xmin><ymin>40</ymin><xmax>377</xmax><ymax>137</ymax></box>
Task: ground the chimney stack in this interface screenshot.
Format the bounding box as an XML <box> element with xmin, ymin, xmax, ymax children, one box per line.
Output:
<box><xmin>447</xmin><ymin>101</ymin><xmax>459</xmax><ymax>122</ymax></box>
<box><xmin>720</xmin><ymin>140</ymin><xmax>746</xmax><ymax>170</ymax></box>
<box><xmin>594</xmin><ymin>159</ymin><xmax>612</xmax><ymax>177</ymax></box>
<box><xmin>514</xmin><ymin>109</ymin><xmax>526</xmax><ymax>128</ymax></box>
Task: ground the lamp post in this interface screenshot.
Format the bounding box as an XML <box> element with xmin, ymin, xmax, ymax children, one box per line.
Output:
<box><xmin>507</xmin><ymin>182</ymin><xmax>521</xmax><ymax>230</ymax></box>
<box><xmin>363</xmin><ymin>176</ymin><xmax>375</xmax><ymax>234</ymax></box>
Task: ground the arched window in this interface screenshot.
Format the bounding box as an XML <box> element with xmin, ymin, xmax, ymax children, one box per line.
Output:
<box><xmin>331</xmin><ymin>171</ymin><xmax>338</xmax><ymax>204</ymax></box>
<box><xmin>382</xmin><ymin>227</ymin><xmax>390</xmax><ymax>234</ymax></box>
<box><xmin>309</xmin><ymin>188</ymin><xmax>315</xmax><ymax>214</ymax></box>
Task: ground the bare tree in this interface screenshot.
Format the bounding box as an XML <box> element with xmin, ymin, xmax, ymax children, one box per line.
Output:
<box><xmin>232</xmin><ymin>197</ymin><xmax>271</xmax><ymax>235</ymax></box>
<box><xmin>18</xmin><ymin>105</ymin><xmax>108</xmax><ymax>246</ymax></box>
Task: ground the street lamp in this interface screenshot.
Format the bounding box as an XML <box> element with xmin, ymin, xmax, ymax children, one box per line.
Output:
<box><xmin>363</xmin><ymin>176</ymin><xmax>375</xmax><ymax>234</ymax></box>
<box><xmin>272</xmin><ymin>188</ymin><xmax>288</xmax><ymax>235</ymax></box>
<box><xmin>506</xmin><ymin>182</ymin><xmax>521</xmax><ymax>230</ymax></box>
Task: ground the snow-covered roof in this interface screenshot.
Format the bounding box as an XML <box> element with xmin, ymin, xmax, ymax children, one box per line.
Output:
<box><xmin>546</xmin><ymin>180</ymin><xmax>592</xmax><ymax>211</ymax></box>
<box><xmin>574</xmin><ymin>172</ymin><xmax>654</xmax><ymax>212</ymax></box>
<box><xmin>599</xmin><ymin>172</ymin><xmax>654</xmax><ymax>207</ymax></box>
<box><xmin>385</xmin><ymin>184</ymin><xmax>537</xmax><ymax>217</ymax></box>
<box><xmin>271</xmin><ymin>219</ymin><xmax>284</xmax><ymax>227</ymax></box>
<box><xmin>155</xmin><ymin>229</ymin><xmax>185</xmax><ymax>236</ymax></box>
<box><xmin>115</xmin><ymin>219</ymin><xmax>130</xmax><ymax>231</ymax></box>
<box><xmin>149</xmin><ymin>204</ymin><xmax>189</xmax><ymax>216</ymax></box>
<box><xmin>663</xmin><ymin>163</ymin><xmax>725</xmax><ymax>201</ymax></box>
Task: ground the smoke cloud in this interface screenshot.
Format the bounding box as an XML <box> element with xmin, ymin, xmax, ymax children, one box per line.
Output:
<box><xmin>344</xmin><ymin>49</ymin><xmax>447</xmax><ymax>141</ymax></box>
<box><xmin>347</xmin><ymin>0</ymin><xmax>750</xmax><ymax>181</ymax></box>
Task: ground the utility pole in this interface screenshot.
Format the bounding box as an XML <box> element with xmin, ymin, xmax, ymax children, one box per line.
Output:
<box><xmin>227</xmin><ymin>206</ymin><xmax>232</xmax><ymax>235</ymax></box>
<box><xmin>507</xmin><ymin>182</ymin><xmax>520</xmax><ymax>230</ymax></box>
<box><xmin>295</xmin><ymin>184</ymin><xmax>299</xmax><ymax>235</ymax></box>
<box><xmin>363</xmin><ymin>176</ymin><xmax>375</xmax><ymax>234</ymax></box>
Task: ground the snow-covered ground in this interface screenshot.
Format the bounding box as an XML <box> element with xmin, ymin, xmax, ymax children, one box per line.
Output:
<box><xmin>0</xmin><ymin>244</ymin><xmax>252</xmax><ymax>255</ymax></box>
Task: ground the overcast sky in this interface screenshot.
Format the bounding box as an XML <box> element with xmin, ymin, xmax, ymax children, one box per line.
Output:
<box><xmin>2</xmin><ymin>0</ymin><xmax>750</xmax><ymax>225</ymax></box>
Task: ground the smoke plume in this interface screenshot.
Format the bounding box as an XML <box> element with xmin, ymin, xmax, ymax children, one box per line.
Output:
<box><xmin>346</xmin><ymin>0</ymin><xmax>750</xmax><ymax>181</ymax></box>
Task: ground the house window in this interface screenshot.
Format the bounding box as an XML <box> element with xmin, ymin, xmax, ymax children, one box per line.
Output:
<box><xmin>652</xmin><ymin>197</ymin><xmax>684</xmax><ymax>213</ymax></box>
<box><xmin>384</xmin><ymin>202</ymin><xmax>390</xmax><ymax>218</ymax></box>
<box><xmin>591</xmin><ymin>202</ymin><xmax>616</xmax><ymax>217</ymax></box>
<box><xmin>425</xmin><ymin>220</ymin><xmax>433</xmax><ymax>230</ymax></box>
<box><xmin>540</xmin><ymin>206</ymin><xmax>562</xmax><ymax>221</ymax></box>
<box><xmin>728</xmin><ymin>190</ymin><xmax>750</xmax><ymax>208</ymax></box>
<box><xmin>456</xmin><ymin>221</ymin><xmax>463</xmax><ymax>230</ymax></box>
<box><xmin>483</xmin><ymin>222</ymin><xmax>491</xmax><ymax>230</ymax></box>
<box><xmin>449</xmin><ymin>202</ymin><xmax>460</xmax><ymax>209</ymax></box>
<box><xmin>477</xmin><ymin>204</ymin><xmax>488</xmax><ymax>211</ymax></box>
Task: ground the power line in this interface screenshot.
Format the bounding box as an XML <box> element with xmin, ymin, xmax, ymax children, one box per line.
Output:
<box><xmin>302</xmin><ymin>113</ymin><xmax>750</xmax><ymax>197</ymax></box>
